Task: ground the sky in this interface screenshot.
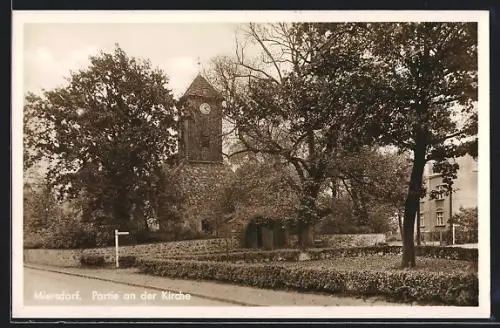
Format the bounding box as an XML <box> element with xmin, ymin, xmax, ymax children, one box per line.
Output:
<box><xmin>24</xmin><ymin>23</ymin><xmax>244</xmax><ymax>98</ymax></box>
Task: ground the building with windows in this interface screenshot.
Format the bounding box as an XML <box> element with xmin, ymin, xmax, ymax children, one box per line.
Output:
<box><xmin>418</xmin><ymin>154</ymin><xmax>478</xmax><ymax>238</ymax></box>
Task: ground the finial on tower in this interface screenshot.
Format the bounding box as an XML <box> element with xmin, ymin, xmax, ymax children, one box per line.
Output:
<box><xmin>196</xmin><ymin>56</ymin><xmax>201</xmax><ymax>73</ymax></box>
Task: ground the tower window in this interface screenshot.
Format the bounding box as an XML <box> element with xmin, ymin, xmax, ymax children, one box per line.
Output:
<box><xmin>201</xmin><ymin>219</ymin><xmax>211</xmax><ymax>233</ymax></box>
<box><xmin>201</xmin><ymin>134</ymin><xmax>210</xmax><ymax>148</ymax></box>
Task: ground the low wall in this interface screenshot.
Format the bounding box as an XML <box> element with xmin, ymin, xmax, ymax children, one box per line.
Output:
<box><xmin>24</xmin><ymin>237</ymin><xmax>239</xmax><ymax>267</ymax></box>
<box><xmin>24</xmin><ymin>248</ymin><xmax>83</xmax><ymax>267</ymax></box>
<box><xmin>24</xmin><ymin>234</ymin><xmax>386</xmax><ymax>268</ymax></box>
<box><xmin>290</xmin><ymin>233</ymin><xmax>386</xmax><ymax>248</ymax></box>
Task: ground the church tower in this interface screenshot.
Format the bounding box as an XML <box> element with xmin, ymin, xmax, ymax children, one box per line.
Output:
<box><xmin>173</xmin><ymin>74</ymin><xmax>233</xmax><ymax>234</ymax></box>
<box><xmin>178</xmin><ymin>74</ymin><xmax>223</xmax><ymax>163</ymax></box>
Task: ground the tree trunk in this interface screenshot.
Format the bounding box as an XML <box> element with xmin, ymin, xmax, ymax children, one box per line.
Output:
<box><xmin>397</xmin><ymin>211</ymin><xmax>403</xmax><ymax>241</ymax></box>
<box><xmin>350</xmin><ymin>178</ymin><xmax>369</xmax><ymax>227</ymax></box>
<box><xmin>296</xmin><ymin>179</ymin><xmax>321</xmax><ymax>249</ymax></box>
<box><xmin>402</xmin><ymin>139</ymin><xmax>427</xmax><ymax>268</ymax></box>
<box><xmin>416</xmin><ymin>202</ymin><xmax>421</xmax><ymax>246</ymax></box>
<box><xmin>297</xmin><ymin>220</ymin><xmax>313</xmax><ymax>249</ymax></box>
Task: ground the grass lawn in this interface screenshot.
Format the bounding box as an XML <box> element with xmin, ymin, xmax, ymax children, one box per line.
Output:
<box><xmin>277</xmin><ymin>254</ymin><xmax>477</xmax><ymax>274</ymax></box>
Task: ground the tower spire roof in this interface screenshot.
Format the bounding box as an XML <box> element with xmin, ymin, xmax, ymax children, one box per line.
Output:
<box><xmin>181</xmin><ymin>74</ymin><xmax>221</xmax><ymax>99</ymax></box>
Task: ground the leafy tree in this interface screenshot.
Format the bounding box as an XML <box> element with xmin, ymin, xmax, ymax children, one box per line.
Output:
<box><xmin>207</xmin><ymin>159</ymin><xmax>299</xmax><ymax>231</ymax></box>
<box><xmin>450</xmin><ymin>207</ymin><xmax>478</xmax><ymax>231</ymax></box>
<box><xmin>334</xmin><ymin>148</ymin><xmax>407</xmax><ymax>225</ymax></box>
<box><xmin>367</xmin><ymin>23</ymin><xmax>478</xmax><ymax>267</ymax></box>
<box><xmin>24</xmin><ymin>45</ymin><xmax>179</xmax><ymax>231</ymax></box>
<box><xmin>318</xmin><ymin>148</ymin><xmax>412</xmax><ymax>234</ymax></box>
<box><xmin>152</xmin><ymin>165</ymin><xmax>186</xmax><ymax>231</ymax></box>
<box><xmin>307</xmin><ymin>22</ymin><xmax>477</xmax><ymax>266</ymax></box>
<box><xmin>23</xmin><ymin>176</ymin><xmax>62</xmax><ymax>248</ymax></box>
<box><xmin>23</xmin><ymin>179</ymin><xmax>59</xmax><ymax>232</ymax></box>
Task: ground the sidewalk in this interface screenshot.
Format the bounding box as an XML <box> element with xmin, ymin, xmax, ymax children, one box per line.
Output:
<box><xmin>24</xmin><ymin>263</ymin><xmax>407</xmax><ymax>307</ymax></box>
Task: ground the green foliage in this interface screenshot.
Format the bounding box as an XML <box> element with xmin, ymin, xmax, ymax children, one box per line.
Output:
<box><xmin>117</xmin><ymin>256</ymin><xmax>137</xmax><ymax>268</ymax></box>
<box><xmin>23</xmin><ymin>232</ymin><xmax>45</xmax><ymax>249</ymax></box>
<box><xmin>138</xmin><ymin>257</ymin><xmax>477</xmax><ymax>305</ymax></box>
<box><xmin>23</xmin><ymin>179</ymin><xmax>102</xmax><ymax>249</ymax></box>
<box><xmin>315</xmin><ymin>198</ymin><xmax>357</xmax><ymax>234</ymax></box>
<box><xmin>451</xmin><ymin>207</ymin><xmax>478</xmax><ymax>231</ymax></box>
<box><xmin>151</xmin><ymin>167</ymin><xmax>185</xmax><ymax>231</ymax></box>
<box><xmin>363</xmin><ymin>23</ymin><xmax>478</xmax><ymax>266</ymax></box>
<box><xmin>130</xmin><ymin>229</ymin><xmax>212</xmax><ymax>244</ymax></box>
<box><xmin>80</xmin><ymin>255</ymin><xmax>105</xmax><ymax>267</ymax></box>
<box><xmin>41</xmin><ymin>217</ymin><xmax>96</xmax><ymax>249</ymax></box>
<box><xmin>203</xmin><ymin>160</ymin><xmax>299</xmax><ymax>235</ymax></box>
<box><xmin>23</xmin><ymin>179</ymin><xmax>61</xmax><ymax>233</ymax></box>
<box><xmin>24</xmin><ymin>45</ymin><xmax>179</xmax><ymax>229</ymax></box>
<box><xmin>315</xmin><ymin>148</ymin><xmax>413</xmax><ymax>234</ymax></box>
<box><xmin>230</xmin><ymin>161</ymin><xmax>300</xmax><ymax>223</ymax></box>
<box><xmin>162</xmin><ymin>245</ymin><xmax>477</xmax><ymax>262</ymax></box>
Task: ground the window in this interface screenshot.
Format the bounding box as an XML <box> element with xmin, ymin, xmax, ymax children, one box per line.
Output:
<box><xmin>419</xmin><ymin>213</ymin><xmax>425</xmax><ymax>227</ymax></box>
<box><xmin>201</xmin><ymin>219</ymin><xmax>211</xmax><ymax>233</ymax></box>
<box><xmin>436</xmin><ymin>211</ymin><xmax>444</xmax><ymax>226</ymax></box>
<box><xmin>435</xmin><ymin>184</ymin><xmax>447</xmax><ymax>200</ymax></box>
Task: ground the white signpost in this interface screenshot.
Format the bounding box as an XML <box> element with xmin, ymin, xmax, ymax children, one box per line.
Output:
<box><xmin>452</xmin><ymin>224</ymin><xmax>457</xmax><ymax>245</ymax></box>
<box><xmin>115</xmin><ymin>229</ymin><xmax>129</xmax><ymax>268</ymax></box>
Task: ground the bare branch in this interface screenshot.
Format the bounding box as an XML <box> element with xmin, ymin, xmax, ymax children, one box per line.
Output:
<box><xmin>248</xmin><ymin>23</ymin><xmax>283</xmax><ymax>83</ymax></box>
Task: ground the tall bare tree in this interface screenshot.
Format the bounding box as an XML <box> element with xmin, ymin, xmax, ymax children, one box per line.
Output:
<box><xmin>205</xmin><ymin>23</ymin><xmax>384</xmax><ymax>247</ymax></box>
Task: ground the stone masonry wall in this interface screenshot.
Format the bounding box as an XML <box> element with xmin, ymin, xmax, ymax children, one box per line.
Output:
<box><xmin>175</xmin><ymin>162</ymin><xmax>234</xmax><ymax>231</ymax></box>
<box><xmin>24</xmin><ymin>248</ymin><xmax>84</xmax><ymax>267</ymax></box>
<box><xmin>24</xmin><ymin>238</ymin><xmax>239</xmax><ymax>267</ymax></box>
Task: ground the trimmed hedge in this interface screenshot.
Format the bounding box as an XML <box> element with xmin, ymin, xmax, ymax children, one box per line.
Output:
<box><xmin>163</xmin><ymin>246</ymin><xmax>477</xmax><ymax>263</ymax></box>
<box><xmin>80</xmin><ymin>255</ymin><xmax>105</xmax><ymax>267</ymax></box>
<box><xmin>118</xmin><ymin>256</ymin><xmax>137</xmax><ymax>268</ymax></box>
<box><xmin>137</xmin><ymin>259</ymin><xmax>478</xmax><ymax>306</ymax></box>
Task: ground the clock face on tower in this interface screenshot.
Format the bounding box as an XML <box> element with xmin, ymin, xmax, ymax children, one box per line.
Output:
<box><xmin>199</xmin><ymin>103</ymin><xmax>211</xmax><ymax>115</ymax></box>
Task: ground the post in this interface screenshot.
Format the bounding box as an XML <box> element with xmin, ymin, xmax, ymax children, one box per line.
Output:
<box><xmin>115</xmin><ymin>229</ymin><xmax>119</xmax><ymax>268</ymax></box>
<box><xmin>452</xmin><ymin>224</ymin><xmax>456</xmax><ymax>245</ymax></box>
<box><xmin>114</xmin><ymin>230</ymin><xmax>130</xmax><ymax>268</ymax></box>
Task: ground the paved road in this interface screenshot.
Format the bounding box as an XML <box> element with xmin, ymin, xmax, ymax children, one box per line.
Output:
<box><xmin>24</xmin><ymin>267</ymin><xmax>236</xmax><ymax>306</ymax></box>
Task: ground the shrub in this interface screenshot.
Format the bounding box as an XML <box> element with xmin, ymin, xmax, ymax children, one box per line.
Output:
<box><xmin>386</xmin><ymin>234</ymin><xmax>400</xmax><ymax>242</ymax></box>
<box><xmin>118</xmin><ymin>256</ymin><xmax>136</xmax><ymax>268</ymax></box>
<box><xmin>93</xmin><ymin>227</ymin><xmax>116</xmax><ymax>247</ymax></box>
<box><xmin>42</xmin><ymin>219</ymin><xmax>97</xmax><ymax>249</ymax></box>
<box><xmin>164</xmin><ymin>245</ymin><xmax>477</xmax><ymax>263</ymax></box>
<box><xmin>24</xmin><ymin>232</ymin><xmax>45</xmax><ymax>249</ymax></box>
<box><xmin>137</xmin><ymin>259</ymin><xmax>478</xmax><ymax>306</ymax></box>
<box><xmin>80</xmin><ymin>255</ymin><xmax>105</xmax><ymax>267</ymax></box>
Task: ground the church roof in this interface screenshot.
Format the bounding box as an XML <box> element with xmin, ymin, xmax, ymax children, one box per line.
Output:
<box><xmin>181</xmin><ymin>74</ymin><xmax>221</xmax><ymax>99</ymax></box>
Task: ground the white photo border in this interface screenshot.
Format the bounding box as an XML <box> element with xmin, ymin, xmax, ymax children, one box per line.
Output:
<box><xmin>11</xmin><ymin>10</ymin><xmax>490</xmax><ymax>319</ymax></box>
